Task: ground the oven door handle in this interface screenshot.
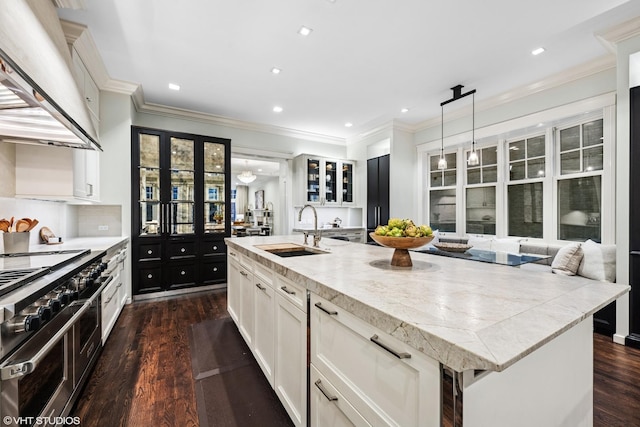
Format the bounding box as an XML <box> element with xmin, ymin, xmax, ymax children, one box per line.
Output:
<box><xmin>0</xmin><ymin>300</ymin><xmax>92</xmax><ymax>380</ymax></box>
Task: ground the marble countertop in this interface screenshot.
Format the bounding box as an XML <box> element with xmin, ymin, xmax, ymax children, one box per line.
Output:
<box><xmin>226</xmin><ymin>235</ymin><xmax>629</xmax><ymax>372</ymax></box>
<box><xmin>292</xmin><ymin>226</ymin><xmax>365</xmax><ymax>231</ymax></box>
<box><xmin>27</xmin><ymin>236</ymin><xmax>129</xmax><ymax>253</ymax></box>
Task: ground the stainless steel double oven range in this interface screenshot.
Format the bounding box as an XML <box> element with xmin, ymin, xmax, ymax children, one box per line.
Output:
<box><xmin>0</xmin><ymin>248</ymin><xmax>112</xmax><ymax>425</ymax></box>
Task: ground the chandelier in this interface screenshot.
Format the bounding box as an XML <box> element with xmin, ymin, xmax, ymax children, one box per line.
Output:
<box><xmin>237</xmin><ymin>161</ymin><xmax>256</xmax><ymax>183</ymax></box>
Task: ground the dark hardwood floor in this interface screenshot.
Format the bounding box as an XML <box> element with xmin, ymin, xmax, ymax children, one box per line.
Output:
<box><xmin>73</xmin><ymin>290</ymin><xmax>640</xmax><ymax>427</ymax></box>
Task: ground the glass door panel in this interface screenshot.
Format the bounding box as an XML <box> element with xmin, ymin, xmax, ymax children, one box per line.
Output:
<box><xmin>325</xmin><ymin>160</ymin><xmax>337</xmax><ymax>203</ymax></box>
<box><xmin>170</xmin><ymin>138</ymin><xmax>194</xmax><ymax>235</ymax></box>
<box><xmin>307</xmin><ymin>158</ymin><xmax>320</xmax><ymax>202</ymax></box>
<box><xmin>204</xmin><ymin>141</ymin><xmax>226</xmax><ymax>233</ymax></box>
<box><xmin>342</xmin><ymin>162</ymin><xmax>353</xmax><ymax>203</ymax></box>
<box><xmin>138</xmin><ymin>134</ymin><xmax>161</xmax><ymax>236</ymax></box>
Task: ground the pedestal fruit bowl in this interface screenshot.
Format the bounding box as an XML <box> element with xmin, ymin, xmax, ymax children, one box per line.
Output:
<box><xmin>369</xmin><ymin>218</ymin><xmax>434</xmax><ymax>267</ymax></box>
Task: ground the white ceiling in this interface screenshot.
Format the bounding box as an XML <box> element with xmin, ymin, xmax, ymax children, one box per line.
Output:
<box><xmin>58</xmin><ymin>0</ymin><xmax>639</xmax><ymax>141</ymax></box>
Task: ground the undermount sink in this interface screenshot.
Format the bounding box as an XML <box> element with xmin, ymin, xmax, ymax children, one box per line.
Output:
<box><xmin>254</xmin><ymin>243</ymin><xmax>328</xmax><ymax>257</ymax></box>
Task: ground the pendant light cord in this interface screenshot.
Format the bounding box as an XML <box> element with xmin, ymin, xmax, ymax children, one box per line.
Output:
<box><xmin>472</xmin><ymin>92</ymin><xmax>475</xmax><ymax>153</ymax></box>
<box><xmin>441</xmin><ymin>105</ymin><xmax>444</xmax><ymax>156</ymax></box>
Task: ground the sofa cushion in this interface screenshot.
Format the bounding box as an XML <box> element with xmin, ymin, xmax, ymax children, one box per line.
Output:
<box><xmin>551</xmin><ymin>243</ymin><xmax>583</xmax><ymax>276</ymax></box>
<box><xmin>491</xmin><ymin>238</ymin><xmax>522</xmax><ymax>253</ymax></box>
<box><xmin>467</xmin><ymin>235</ymin><xmax>492</xmax><ymax>250</ymax></box>
<box><xmin>577</xmin><ymin>239</ymin><xmax>616</xmax><ymax>282</ymax></box>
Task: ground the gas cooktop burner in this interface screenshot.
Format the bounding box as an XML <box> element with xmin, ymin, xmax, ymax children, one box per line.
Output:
<box><xmin>0</xmin><ymin>267</ymin><xmax>48</xmax><ymax>298</ymax></box>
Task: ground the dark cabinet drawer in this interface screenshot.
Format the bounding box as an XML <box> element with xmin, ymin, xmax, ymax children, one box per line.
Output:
<box><xmin>168</xmin><ymin>263</ymin><xmax>197</xmax><ymax>289</ymax></box>
<box><xmin>167</xmin><ymin>241</ymin><xmax>196</xmax><ymax>259</ymax></box>
<box><xmin>202</xmin><ymin>260</ymin><xmax>226</xmax><ymax>284</ymax></box>
<box><xmin>201</xmin><ymin>240</ymin><xmax>226</xmax><ymax>256</ymax></box>
<box><xmin>137</xmin><ymin>265</ymin><xmax>163</xmax><ymax>294</ymax></box>
<box><xmin>139</xmin><ymin>243</ymin><xmax>162</xmax><ymax>260</ymax></box>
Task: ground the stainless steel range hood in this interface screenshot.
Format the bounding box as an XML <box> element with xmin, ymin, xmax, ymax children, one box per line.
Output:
<box><xmin>0</xmin><ymin>55</ymin><xmax>100</xmax><ymax>150</ymax></box>
<box><xmin>0</xmin><ymin>0</ymin><xmax>100</xmax><ymax>151</ymax></box>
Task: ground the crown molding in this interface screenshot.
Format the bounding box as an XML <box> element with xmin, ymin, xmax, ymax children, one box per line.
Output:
<box><xmin>411</xmin><ymin>55</ymin><xmax>616</xmax><ymax>133</ymax></box>
<box><xmin>596</xmin><ymin>15</ymin><xmax>640</xmax><ymax>53</ymax></box>
<box><xmin>52</xmin><ymin>0</ymin><xmax>85</xmax><ymax>10</ymax></box>
<box><xmin>135</xmin><ymin>101</ymin><xmax>347</xmax><ymax>145</ymax></box>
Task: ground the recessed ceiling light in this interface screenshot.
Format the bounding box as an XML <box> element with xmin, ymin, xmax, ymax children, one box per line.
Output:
<box><xmin>273</xmin><ymin>106</ymin><xmax>283</xmax><ymax>113</ymax></box>
<box><xmin>401</xmin><ymin>108</ymin><xmax>409</xmax><ymax>113</ymax></box>
<box><xmin>345</xmin><ymin>122</ymin><xmax>353</xmax><ymax>128</ymax></box>
<box><xmin>298</xmin><ymin>26</ymin><xmax>313</xmax><ymax>36</ymax></box>
<box><xmin>531</xmin><ymin>47</ymin><xmax>545</xmax><ymax>56</ymax></box>
<box><xmin>271</xmin><ymin>67</ymin><xmax>281</xmax><ymax>75</ymax></box>
<box><xmin>168</xmin><ymin>83</ymin><xmax>180</xmax><ymax>91</ymax></box>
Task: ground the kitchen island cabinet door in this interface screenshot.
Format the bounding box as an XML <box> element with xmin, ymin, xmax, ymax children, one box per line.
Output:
<box><xmin>253</xmin><ymin>267</ymin><xmax>275</xmax><ymax>386</ymax></box>
<box><xmin>310</xmin><ymin>294</ymin><xmax>440</xmax><ymax>427</ymax></box>
<box><xmin>275</xmin><ymin>277</ymin><xmax>308</xmax><ymax>427</ymax></box>
<box><xmin>226</xmin><ymin>253</ymin><xmax>242</xmax><ymax>323</ymax></box>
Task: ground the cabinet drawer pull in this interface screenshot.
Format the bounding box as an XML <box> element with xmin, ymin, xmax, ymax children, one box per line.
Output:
<box><xmin>180</xmin><ymin>247</ymin><xmax>186</xmax><ymax>253</ymax></box>
<box><xmin>147</xmin><ymin>274</ymin><xmax>153</xmax><ymax>279</ymax></box>
<box><xmin>213</xmin><ymin>245</ymin><xmax>218</xmax><ymax>250</ymax></box>
<box><xmin>240</xmin><ymin>271</ymin><xmax>248</xmax><ymax>277</ymax></box>
<box><xmin>213</xmin><ymin>267</ymin><xmax>218</xmax><ymax>272</ymax></box>
<box><xmin>370</xmin><ymin>334</ymin><xmax>411</xmax><ymax>359</ymax></box>
<box><xmin>256</xmin><ymin>283</ymin><xmax>266</xmax><ymax>291</ymax></box>
<box><xmin>280</xmin><ymin>286</ymin><xmax>296</xmax><ymax>295</ymax></box>
<box><xmin>147</xmin><ymin>249</ymin><xmax>153</xmax><ymax>255</ymax></box>
<box><xmin>230</xmin><ymin>251</ymin><xmax>237</xmax><ymax>257</ymax></box>
<box><xmin>314</xmin><ymin>379</ymin><xmax>338</xmax><ymax>402</ymax></box>
<box><xmin>180</xmin><ymin>270</ymin><xmax>186</xmax><ymax>276</ymax></box>
<box><xmin>314</xmin><ymin>302</ymin><xmax>337</xmax><ymax>316</ymax></box>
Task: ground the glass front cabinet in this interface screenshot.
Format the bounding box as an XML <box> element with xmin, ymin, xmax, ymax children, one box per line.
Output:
<box><xmin>132</xmin><ymin>127</ymin><xmax>231</xmax><ymax>295</ymax></box>
<box><xmin>294</xmin><ymin>154</ymin><xmax>356</xmax><ymax>206</ymax></box>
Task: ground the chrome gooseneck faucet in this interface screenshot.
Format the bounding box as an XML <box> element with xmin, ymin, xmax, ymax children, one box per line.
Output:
<box><xmin>298</xmin><ymin>204</ymin><xmax>321</xmax><ymax>247</ymax></box>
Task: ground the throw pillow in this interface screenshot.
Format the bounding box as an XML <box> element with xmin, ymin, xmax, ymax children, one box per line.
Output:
<box><xmin>551</xmin><ymin>243</ymin><xmax>583</xmax><ymax>276</ymax></box>
<box><xmin>577</xmin><ymin>239</ymin><xmax>616</xmax><ymax>282</ymax></box>
<box><xmin>491</xmin><ymin>238</ymin><xmax>522</xmax><ymax>254</ymax></box>
<box><xmin>467</xmin><ymin>235</ymin><xmax>492</xmax><ymax>250</ymax></box>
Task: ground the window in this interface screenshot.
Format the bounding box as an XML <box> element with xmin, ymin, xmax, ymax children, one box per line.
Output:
<box><xmin>428</xmin><ymin>153</ymin><xmax>456</xmax><ymax>232</ymax></box>
<box><xmin>466</xmin><ymin>146</ymin><xmax>497</xmax><ymax>235</ymax></box>
<box><xmin>507</xmin><ymin>135</ymin><xmax>545</xmax><ymax>238</ymax></box>
<box><xmin>557</xmin><ymin>119</ymin><xmax>603</xmax><ymax>242</ymax></box>
<box><xmin>467</xmin><ymin>146</ymin><xmax>497</xmax><ymax>184</ymax></box>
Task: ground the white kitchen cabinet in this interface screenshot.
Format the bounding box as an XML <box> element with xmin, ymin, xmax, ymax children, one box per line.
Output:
<box><xmin>226</xmin><ymin>249</ymin><xmax>254</xmax><ymax>345</ymax></box>
<box><xmin>294</xmin><ymin>155</ymin><xmax>356</xmax><ymax>207</ymax></box>
<box><xmin>71</xmin><ymin>47</ymin><xmax>100</xmax><ymax>133</ymax></box>
<box><xmin>274</xmin><ymin>275</ymin><xmax>307</xmax><ymax>427</ymax></box>
<box><xmin>15</xmin><ymin>144</ymin><xmax>100</xmax><ymax>202</ymax></box>
<box><xmin>101</xmin><ymin>271</ymin><xmax>120</xmax><ymax>344</ymax></box>
<box><xmin>310</xmin><ymin>365</ymin><xmax>371</xmax><ymax>427</ymax></box>
<box><xmin>253</xmin><ymin>263</ymin><xmax>275</xmax><ymax>387</ymax></box>
<box><xmin>310</xmin><ymin>293</ymin><xmax>440</xmax><ymax>427</ymax></box>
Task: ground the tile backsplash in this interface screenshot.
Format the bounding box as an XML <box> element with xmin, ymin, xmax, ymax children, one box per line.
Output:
<box><xmin>76</xmin><ymin>205</ymin><xmax>122</xmax><ymax>237</ymax></box>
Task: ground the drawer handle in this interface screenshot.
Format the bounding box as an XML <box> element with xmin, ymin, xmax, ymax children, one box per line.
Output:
<box><xmin>280</xmin><ymin>286</ymin><xmax>296</xmax><ymax>295</ymax></box>
<box><xmin>181</xmin><ymin>247</ymin><xmax>186</xmax><ymax>253</ymax></box>
<box><xmin>370</xmin><ymin>334</ymin><xmax>411</xmax><ymax>359</ymax></box>
<box><xmin>240</xmin><ymin>271</ymin><xmax>248</xmax><ymax>277</ymax></box>
<box><xmin>147</xmin><ymin>274</ymin><xmax>153</xmax><ymax>279</ymax></box>
<box><xmin>181</xmin><ymin>270</ymin><xmax>186</xmax><ymax>275</ymax></box>
<box><xmin>147</xmin><ymin>249</ymin><xmax>153</xmax><ymax>255</ymax></box>
<box><xmin>213</xmin><ymin>245</ymin><xmax>218</xmax><ymax>250</ymax></box>
<box><xmin>213</xmin><ymin>267</ymin><xmax>218</xmax><ymax>272</ymax></box>
<box><xmin>256</xmin><ymin>283</ymin><xmax>266</xmax><ymax>291</ymax></box>
<box><xmin>314</xmin><ymin>302</ymin><xmax>337</xmax><ymax>316</ymax></box>
<box><xmin>314</xmin><ymin>379</ymin><xmax>338</xmax><ymax>402</ymax></box>
<box><xmin>230</xmin><ymin>251</ymin><xmax>237</xmax><ymax>257</ymax></box>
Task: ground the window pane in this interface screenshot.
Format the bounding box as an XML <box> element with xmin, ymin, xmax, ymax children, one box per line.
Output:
<box><xmin>583</xmin><ymin>119</ymin><xmax>603</xmax><ymax>147</ymax></box>
<box><xmin>560</xmin><ymin>151</ymin><xmax>580</xmax><ymax>175</ymax></box>
<box><xmin>558</xmin><ymin>176</ymin><xmax>601</xmax><ymax>242</ymax></box>
<box><xmin>527</xmin><ymin>158</ymin><xmax>545</xmax><ymax>179</ymax></box>
<box><xmin>508</xmin><ymin>182</ymin><xmax>543</xmax><ymax>238</ymax></box>
<box><xmin>430</xmin><ymin>155</ymin><xmax>441</xmax><ymax>171</ymax></box>
<box><xmin>443</xmin><ymin>170</ymin><xmax>456</xmax><ymax>186</ymax></box>
<box><xmin>509</xmin><ymin>161</ymin><xmax>525</xmax><ymax>181</ymax></box>
<box><xmin>466</xmin><ymin>187</ymin><xmax>496</xmax><ymax>235</ymax></box>
<box><xmin>527</xmin><ymin>135</ymin><xmax>545</xmax><ymax>157</ymax></box>
<box><xmin>509</xmin><ymin>140</ymin><xmax>525</xmax><ymax>161</ymax></box>
<box><xmin>482</xmin><ymin>166</ymin><xmax>497</xmax><ymax>183</ymax></box>
<box><xmin>430</xmin><ymin>189</ymin><xmax>456</xmax><ymax>232</ymax></box>
<box><xmin>430</xmin><ymin>172</ymin><xmax>443</xmax><ymax>187</ymax></box>
<box><xmin>467</xmin><ymin>168</ymin><xmax>481</xmax><ymax>185</ymax></box>
<box><xmin>482</xmin><ymin>147</ymin><xmax>497</xmax><ymax>165</ymax></box>
<box><xmin>584</xmin><ymin>146</ymin><xmax>603</xmax><ymax>171</ymax></box>
<box><xmin>560</xmin><ymin>126</ymin><xmax>580</xmax><ymax>151</ymax></box>
<box><xmin>445</xmin><ymin>152</ymin><xmax>456</xmax><ymax>169</ymax></box>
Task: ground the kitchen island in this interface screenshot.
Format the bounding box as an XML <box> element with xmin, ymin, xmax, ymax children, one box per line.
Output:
<box><xmin>225</xmin><ymin>235</ymin><xmax>629</xmax><ymax>427</ymax></box>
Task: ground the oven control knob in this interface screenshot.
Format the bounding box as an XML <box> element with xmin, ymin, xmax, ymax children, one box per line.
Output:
<box><xmin>64</xmin><ymin>289</ymin><xmax>79</xmax><ymax>301</ymax></box>
<box><xmin>20</xmin><ymin>305</ymin><xmax>51</xmax><ymax>323</ymax></box>
<box><xmin>7</xmin><ymin>315</ymin><xmax>40</xmax><ymax>334</ymax></box>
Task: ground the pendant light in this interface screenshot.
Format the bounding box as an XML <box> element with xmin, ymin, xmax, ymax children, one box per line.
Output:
<box><xmin>440</xmin><ymin>84</ymin><xmax>478</xmax><ymax>166</ymax></box>
<box><xmin>237</xmin><ymin>160</ymin><xmax>257</xmax><ymax>184</ymax></box>
<box><xmin>437</xmin><ymin>105</ymin><xmax>447</xmax><ymax>169</ymax></box>
<box><xmin>467</xmin><ymin>91</ymin><xmax>479</xmax><ymax>166</ymax></box>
